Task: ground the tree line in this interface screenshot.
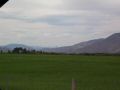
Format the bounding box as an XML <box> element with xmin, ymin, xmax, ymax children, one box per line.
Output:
<box><xmin>0</xmin><ymin>47</ymin><xmax>59</xmax><ymax>54</ymax></box>
<box><xmin>0</xmin><ymin>47</ymin><xmax>120</xmax><ymax>56</ymax></box>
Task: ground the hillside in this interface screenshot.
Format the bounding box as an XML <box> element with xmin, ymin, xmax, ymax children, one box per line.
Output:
<box><xmin>44</xmin><ymin>33</ymin><xmax>120</xmax><ymax>54</ymax></box>
<box><xmin>0</xmin><ymin>33</ymin><xmax>120</xmax><ymax>54</ymax></box>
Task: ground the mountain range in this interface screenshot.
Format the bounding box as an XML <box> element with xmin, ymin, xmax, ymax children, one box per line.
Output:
<box><xmin>43</xmin><ymin>33</ymin><xmax>120</xmax><ymax>54</ymax></box>
<box><xmin>0</xmin><ymin>33</ymin><xmax>120</xmax><ymax>54</ymax></box>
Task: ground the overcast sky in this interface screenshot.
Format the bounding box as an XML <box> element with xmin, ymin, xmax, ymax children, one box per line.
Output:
<box><xmin>0</xmin><ymin>0</ymin><xmax>120</xmax><ymax>47</ymax></box>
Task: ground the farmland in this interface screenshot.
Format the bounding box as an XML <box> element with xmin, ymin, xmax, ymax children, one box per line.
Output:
<box><xmin>0</xmin><ymin>54</ymin><xmax>120</xmax><ymax>90</ymax></box>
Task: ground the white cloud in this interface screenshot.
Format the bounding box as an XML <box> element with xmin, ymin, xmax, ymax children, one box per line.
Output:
<box><xmin>0</xmin><ymin>0</ymin><xmax>120</xmax><ymax>47</ymax></box>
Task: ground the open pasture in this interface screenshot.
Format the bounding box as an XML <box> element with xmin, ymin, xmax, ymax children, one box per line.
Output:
<box><xmin>0</xmin><ymin>54</ymin><xmax>120</xmax><ymax>90</ymax></box>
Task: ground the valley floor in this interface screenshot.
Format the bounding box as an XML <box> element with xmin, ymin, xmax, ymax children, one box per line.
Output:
<box><xmin>0</xmin><ymin>54</ymin><xmax>120</xmax><ymax>90</ymax></box>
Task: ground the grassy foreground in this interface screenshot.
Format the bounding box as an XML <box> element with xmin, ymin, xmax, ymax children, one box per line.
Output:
<box><xmin>0</xmin><ymin>54</ymin><xmax>120</xmax><ymax>90</ymax></box>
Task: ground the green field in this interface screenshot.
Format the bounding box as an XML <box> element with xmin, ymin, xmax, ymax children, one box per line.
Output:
<box><xmin>0</xmin><ymin>54</ymin><xmax>120</xmax><ymax>90</ymax></box>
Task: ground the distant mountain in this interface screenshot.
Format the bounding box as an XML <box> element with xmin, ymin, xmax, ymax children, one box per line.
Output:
<box><xmin>0</xmin><ymin>44</ymin><xmax>44</xmax><ymax>52</ymax></box>
<box><xmin>43</xmin><ymin>39</ymin><xmax>104</xmax><ymax>53</ymax></box>
<box><xmin>3</xmin><ymin>44</ymin><xmax>32</xmax><ymax>50</ymax></box>
<box><xmin>74</xmin><ymin>33</ymin><xmax>120</xmax><ymax>54</ymax></box>
<box><xmin>0</xmin><ymin>33</ymin><xmax>120</xmax><ymax>54</ymax></box>
<box><xmin>0</xmin><ymin>46</ymin><xmax>9</xmax><ymax>52</ymax></box>
<box><xmin>44</xmin><ymin>33</ymin><xmax>120</xmax><ymax>54</ymax></box>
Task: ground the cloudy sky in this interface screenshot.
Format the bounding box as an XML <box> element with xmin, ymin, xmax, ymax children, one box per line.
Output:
<box><xmin>0</xmin><ymin>0</ymin><xmax>120</xmax><ymax>47</ymax></box>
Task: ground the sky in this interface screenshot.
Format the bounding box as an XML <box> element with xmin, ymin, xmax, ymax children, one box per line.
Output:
<box><xmin>0</xmin><ymin>0</ymin><xmax>120</xmax><ymax>47</ymax></box>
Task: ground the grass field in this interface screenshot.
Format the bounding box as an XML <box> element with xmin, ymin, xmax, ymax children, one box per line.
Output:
<box><xmin>0</xmin><ymin>54</ymin><xmax>120</xmax><ymax>90</ymax></box>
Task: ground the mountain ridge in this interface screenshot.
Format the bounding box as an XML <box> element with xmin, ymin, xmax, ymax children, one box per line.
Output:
<box><xmin>0</xmin><ymin>33</ymin><xmax>120</xmax><ymax>54</ymax></box>
<box><xmin>43</xmin><ymin>33</ymin><xmax>120</xmax><ymax>54</ymax></box>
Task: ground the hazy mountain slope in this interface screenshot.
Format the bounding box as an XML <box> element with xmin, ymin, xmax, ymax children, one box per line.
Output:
<box><xmin>72</xmin><ymin>39</ymin><xmax>104</xmax><ymax>49</ymax></box>
<box><xmin>0</xmin><ymin>46</ymin><xmax>9</xmax><ymax>52</ymax></box>
<box><xmin>74</xmin><ymin>33</ymin><xmax>120</xmax><ymax>54</ymax></box>
<box><xmin>0</xmin><ymin>44</ymin><xmax>44</xmax><ymax>51</ymax></box>
<box><xmin>0</xmin><ymin>33</ymin><xmax>120</xmax><ymax>54</ymax></box>
<box><xmin>3</xmin><ymin>44</ymin><xmax>32</xmax><ymax>50</ymax></box>
<box><xmin>44</xmin><ymin>33</ymin><xmax>120</xmax><ymax>54</ymax></box>
<box><xmin>43</xmin><ymin>39</ymin><xmax>104</xmax><ymax>53</ymax></box>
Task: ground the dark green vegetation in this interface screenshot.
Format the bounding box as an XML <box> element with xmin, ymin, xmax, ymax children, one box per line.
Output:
<box><xmin>0</xmin><ymin>54</ymin><xmax>120</xmax><ymax>90</ymax></box>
